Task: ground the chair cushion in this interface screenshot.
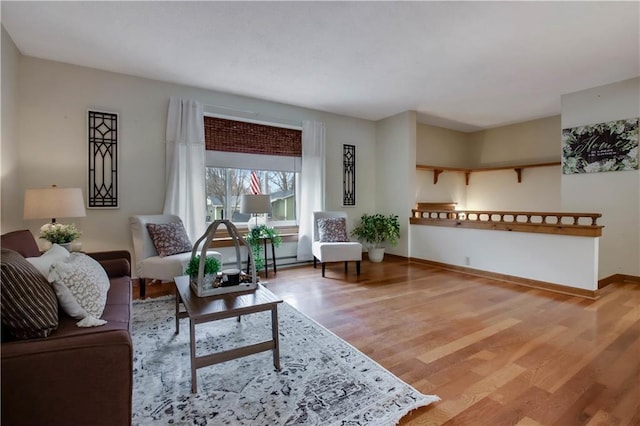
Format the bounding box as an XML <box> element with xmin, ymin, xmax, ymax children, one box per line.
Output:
<box><xmin>312</xmin><ymin>241</ymin><xmax>362</xmax><ymax>263</ymax></box>
<box><xmin>139</xmin><ymin>251</ymin><xmax>223</xmax><ymax>282</ymax></box>
<box><xmin>317</xmin><ymin>217</ymin><xmax>349</xmax><ymax>242</ymax></box>
<box><xmin>0</xmin><ymin>249</ymin><xmax>59</xmax><ymax>340</ymax></box>
<box><xmin>146</xmin><ymin>222</ymin><xmax>192</xmax><ymax>257</ymax></box>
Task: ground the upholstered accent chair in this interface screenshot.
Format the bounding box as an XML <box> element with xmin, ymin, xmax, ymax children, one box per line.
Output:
<box><xmin>312</xmin><ymin>211</ymin><xmax>362</xmax><ymax>277</ymax></box>
<box><xmin>129</xmin><ymin>214</ymin><xmax>222</xmax><ymax>297</ymax></box>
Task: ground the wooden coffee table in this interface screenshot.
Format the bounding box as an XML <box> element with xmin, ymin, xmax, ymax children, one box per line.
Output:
<box><xmin>174</xmin><ymin>275</ymin><xmax>283</xmax><ymax>393</ymax></box>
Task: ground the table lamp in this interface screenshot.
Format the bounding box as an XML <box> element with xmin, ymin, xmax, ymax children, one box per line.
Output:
<box><xmin>24</xmin><ymin>185</ymin><xmax>86</xmax><ymax>224</ymax></box>
<box><xmin>240</xmin><ymin>194</ymin><xmax>271</xmax><ymax>230</ymax></box>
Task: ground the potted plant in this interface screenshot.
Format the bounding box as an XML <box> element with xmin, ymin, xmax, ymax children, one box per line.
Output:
<box><xmin>351</xmin><ymin>213</ymin><xmax>401</xmax><ymax>262</ymax></box>
<box><xmin>244</xmin><ymin>224</ymin><xmax>282</xmax><ymax>270</ymax></box>
<box><xmin>39</xmin><ymin>223</ymin><xmax>82</xmax><ymax>251</ymax></box>
<box><xmin>185</xmin><ymin>255</ymin><xmax>221</xmax><ymax>288</ymax></box>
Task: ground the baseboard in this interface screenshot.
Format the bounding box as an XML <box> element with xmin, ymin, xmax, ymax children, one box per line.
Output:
<box><xmin>409</xmin><ymin>257</ymin><xmax>599</xmax><ymax>299</ymax></box>
<box><xmin>372</xmin><ymin>253</ymin><xmax>410</xmax><ymax>262</ymax></box>
<box><xmin>598</xmin><ymin>274</ymin><xmax>640</xmax><ymax>289</ymax></box>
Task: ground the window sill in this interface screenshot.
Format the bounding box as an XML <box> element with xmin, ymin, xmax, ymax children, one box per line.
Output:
<box><xmin>206</xmin><ymin>224</ymin><xmax>299</xmax><ymax>248</ymax></box>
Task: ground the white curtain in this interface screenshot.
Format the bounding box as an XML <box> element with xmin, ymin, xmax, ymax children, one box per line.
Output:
<box><xmin>163</xmin><ymin>97</ymin><xmax>206</xmax><ymax>242</ymax></box>
<box><xmin>296</xmin><ymin>120</ymin><xmax>326</xmax><ymax>261</ymax></box>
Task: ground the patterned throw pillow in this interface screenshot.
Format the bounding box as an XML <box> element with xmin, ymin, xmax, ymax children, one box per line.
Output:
<box><xmin>48</xmin><ymin>253</ymin><xmax>110</xmax><ymax>322</ymax></box>
<box><xmin>146</xmin><ymin>222</ymin><xmax>192</xmax><ymax>257</ymax></box>
<box><xmin>318</xmin><ymin>217</ymin><xmax>349</xmax><ymax>242</ymax></box>
<box><xmin>0</xmin><ymin>249</ymin><xmax>59</xmax><ymax>340</ymax></box>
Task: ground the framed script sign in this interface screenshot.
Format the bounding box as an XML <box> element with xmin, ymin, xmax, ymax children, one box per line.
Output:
<box><xmin>562</xmin><ymin>118</ymin><xmax>638</xmax><ymax>174</ymax></box>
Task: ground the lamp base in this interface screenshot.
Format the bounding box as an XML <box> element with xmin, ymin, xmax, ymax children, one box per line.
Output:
<box><xmin>247</xmin><ymin>215</ymin><xmax>267</xmax><ymax>231</ymax></box>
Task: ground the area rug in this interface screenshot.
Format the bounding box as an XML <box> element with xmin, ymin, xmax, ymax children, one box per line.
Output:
<box><xmin>131</xmin><ymin>296</ymin><xmax>439</xmax><ymax>425</ymax></box>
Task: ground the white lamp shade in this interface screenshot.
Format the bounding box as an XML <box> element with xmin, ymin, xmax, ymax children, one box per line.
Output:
<box><xmin>24</xmin><ymin>187</ymin><xmax>86</xmax><ymax>221</ymax></box>
<box><xmin>240</xmin><ymin>194</ymin><xmax>272</xmax><ymax>214</ymax></box>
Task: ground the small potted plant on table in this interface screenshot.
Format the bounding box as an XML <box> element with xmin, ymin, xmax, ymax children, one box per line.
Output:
<box><xmin>351</xmin><ymin>213</ymin><xmax>401</xmax><ymax>262</ymax></box>
<box><xmin>39</xmin><ymin>223</ymin><xmax>82</xmax><ymax>251</ymax></box>
<box><xmin>185</xmin><ymin>255</ymin><xmax>221</xmax><ymax>290</ymax></box>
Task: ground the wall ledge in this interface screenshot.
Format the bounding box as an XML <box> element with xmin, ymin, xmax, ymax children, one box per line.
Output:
<box><xmin>411</xmin><ymin>209</ymin><xmax>603</xmax><ymax>237</ymax></box>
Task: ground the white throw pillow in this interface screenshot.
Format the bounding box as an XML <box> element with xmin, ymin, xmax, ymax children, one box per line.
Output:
<box><xmin>26</xmin><ymin>244</ymin><xmax>71</xmax><ymax>276</ymax></box>
<box><xmin>48</xmin><ymin>253</ymin><xmax>110</xmax><ymax>327</ymax></box>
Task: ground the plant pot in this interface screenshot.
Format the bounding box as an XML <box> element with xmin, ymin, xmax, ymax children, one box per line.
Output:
<box><xmin>368</xmin><ymin>247</ymin><xmax>385</xmax><ymax>263</ymax></box>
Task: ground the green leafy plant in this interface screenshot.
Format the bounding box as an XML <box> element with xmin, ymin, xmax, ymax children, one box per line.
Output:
<box><xmin>244</xmin><ymin>225</ymin><xmax>282</xmax><ymax>270</ymax></box>
<box><xmin>39</xmin><ymin>223</ymin><xmax>81</xmax><ymax>244</ymax></box>
<box><xmin>351</xmin><ymin>213</ymin><xmax>400</xmax><ymax>248</ymax></box>
<box><xmin>184</xmin><ymin>255</ymin><xmax>221</xmax><ymax>278</ymax></box>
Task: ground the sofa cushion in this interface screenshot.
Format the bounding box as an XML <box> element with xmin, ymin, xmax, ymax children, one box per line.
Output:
<box><xmin>317</xmin><ymin>217</ymin><xmax>349</xmax><ymax>242</ymax></box>
<box><xmin>146</xmin><ymin>221</ymin><xmax>192</xmax><ymax>257</ymax></box>
<box><xmin>26</xmin><ymin>244</ymin><xmax>71</xmax><ymax>276</ymax></box>
<box><xmin>48</xmin><ymin>253</ymin><xmax>110</xmax><ymax>324</ymax></box>
<box><xmin>0</xmin><ymin>229</ymin><xmax>41</xmax><ymax>258</ymax></box>
<box><xmin>0</xmin><ymin>249</ymin><xmax>59</xmax><ymax>340</ymax></box>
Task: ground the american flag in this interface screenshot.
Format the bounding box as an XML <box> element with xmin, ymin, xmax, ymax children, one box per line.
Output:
<box><xmin>250</xmin><ymin>171</ymin><xmax>261</xmax><ymax>195</ymax></box>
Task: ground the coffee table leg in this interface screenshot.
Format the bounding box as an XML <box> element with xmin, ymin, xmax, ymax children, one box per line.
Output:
<box><xmin>190</xmin><ymin>319</ymin><xmax>197</xmax><ymax>393</ymax></box>
<box><xmin>175</xmin><ymin>287</ymin><xmax>180</xmax><ymax>334</ymax></box>
<box><xmin>271</xmin><ymin>305</ymin><xmax>281</xmax><ymax>371</ymax></box>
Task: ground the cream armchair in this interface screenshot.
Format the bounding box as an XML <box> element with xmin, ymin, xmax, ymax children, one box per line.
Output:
<box><xmin>312</xmin><ymin>211</ymin><xmax>362</xmax><ymax>277</ymax></box>
<box><xmin>130</xmin><ymin>214</ymin><xmax>222</xmax><ymax>298</ymax></box>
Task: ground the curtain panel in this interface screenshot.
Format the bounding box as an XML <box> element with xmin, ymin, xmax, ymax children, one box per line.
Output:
<box><xmin>163</xmin><ymin>97</ymin><xmax>206</xmax><ymax>242</ymax></box>
<box><xmin>296</xmin><ymin>120</ymin><xmax>326</xmax><ymax>261</ymax></box>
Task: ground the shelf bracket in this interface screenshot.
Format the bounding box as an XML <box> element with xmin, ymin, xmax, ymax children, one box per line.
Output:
<box><xmin>514</xmin><ymin>168</ymin><xmax>522</xmax><ymax>183</ymax></box>
<box><xmin>433</xmin><ymin>169</ymin><xmax>443</xmax><ymax>184</ymax></box>
<box><xmin>465</xmin><ymin>172</ymin><xmax>471</xmax><ymax>186</ymax></box>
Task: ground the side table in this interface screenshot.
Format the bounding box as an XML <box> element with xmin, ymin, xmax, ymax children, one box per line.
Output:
<box><xmin>246</xmin><ymin>237</ymin><xmax>277</xmax><ymax>278</ymax></box>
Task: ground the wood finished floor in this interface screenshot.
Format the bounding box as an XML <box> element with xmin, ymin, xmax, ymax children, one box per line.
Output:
<box><xmin>135</xmin><ymin>258</ymin><xmax>640</xmax><ymax>425</ymax></box>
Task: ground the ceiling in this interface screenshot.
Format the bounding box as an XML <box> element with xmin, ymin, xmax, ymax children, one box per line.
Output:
<box><xmin>2</xmin><ymin>1</ymin><xmax>639</xmax><ymax>132</ymax></box>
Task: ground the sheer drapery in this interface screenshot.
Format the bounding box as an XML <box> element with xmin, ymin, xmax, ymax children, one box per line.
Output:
<box><xmin>296</xmin><ymin>120</ymin><xmax>326</xmax><ymax>261</ymax></box>
<box><xmin>163</xmin><ymin>97</ymin><xmax>206</xmax><ymax>242</ymax></box>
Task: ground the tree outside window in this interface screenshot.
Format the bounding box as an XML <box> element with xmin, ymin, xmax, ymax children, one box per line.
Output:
<box><xmin>205</xmin><ymin>167</ymin><xmax>297</xmax><ymax>223</ymax></box>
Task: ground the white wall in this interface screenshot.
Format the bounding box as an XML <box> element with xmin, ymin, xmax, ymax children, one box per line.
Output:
<box><xmin>416</xmin><ymin>123</ymin><xmax>470</xmax><ymax>167</ymax></box>
<box><xmin>411</xmin><ymin>114</ymin><xmax>608</xmax><ymax>290</ymax></box>
<box><xmin>4</xmin><ymin>53</ymin><xmax>376</xmax><ymax>273</ymax></box>
<box><xmin>1</xmin><ymin>27</ymin><xmax>21</xmax><ymax>232</ymax></box>
<box><xmin>410</xmin><ymin>226</ymin><xmax>599</xmax><ymax>291</ymax></box>
<box><xmin>415</xmin><ymin>123</ymin><xmax>468</xmax><ymax>208</ymax></box>
<box><xmin>412</xmin><ymin>81</ymin><xmax>639</xmax><ymax>283</ymax></box>
<box><xmin>468</xmin><ymin>116</ymin><xmax>561</xmax><ymax>167</ymax></box>
<box><xmin>414</xmin><ymin>117</ymin><xmax>562</xmax><ymax>212</ymax></box>
<box><xmin>466</xmin><ymin>166</ymin><xmax>561</xmax><ymax>211</ymax></box>
<box><xmin>415</xmin><ymin>169</ymin><xmax>467</xmax><ymax>209</ymax></box>
<box><xmin>376</xmin><ymin>111</ymin><xmax>416</xmax><ymax>257</ymax></box>
<box><xmin>466</xmin><ymin>116</ymin><xmax>562</xmax><ymax>211</ymax></box>
<box><xmin>561</xmin><ymin>77</ymin><xmax>640</xmax><ymax>279</ymax></box>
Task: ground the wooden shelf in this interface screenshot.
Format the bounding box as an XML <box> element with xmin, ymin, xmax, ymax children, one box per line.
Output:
<box><xmin>416</xmin><ymin>161</ymin><xmax>561</xmax><ymax>185</ymax></box>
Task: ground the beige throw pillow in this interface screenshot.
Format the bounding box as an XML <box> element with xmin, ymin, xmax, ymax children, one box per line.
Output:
<box><xmin>48</xmin><ymin>253</ymin><xmax>110</xmax><ymax>327</ymax></box>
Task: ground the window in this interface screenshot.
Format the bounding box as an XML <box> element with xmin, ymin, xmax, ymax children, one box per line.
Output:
<box><xmin>205</xmin><ymin>167</ymin><xmax>298</xmax><ymax>225</ymax></box>
<box><xmin>203</xmin><ymin>114</ymin><xmax>302</xmax><ymax>226</ymax></box>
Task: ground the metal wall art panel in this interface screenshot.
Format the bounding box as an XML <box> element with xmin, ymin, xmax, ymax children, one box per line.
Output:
<box><xmin>88</xmin><ymin>110</ymin><xmax>119</xmax><ymax>208</ymax></box>
<box><xmin>343</xmin><ymin>144</ymin><xmax>356</xmax><ymax>206</ymax></box>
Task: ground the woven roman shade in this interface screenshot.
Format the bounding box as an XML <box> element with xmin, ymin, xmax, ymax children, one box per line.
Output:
<box><xmin>204</xmin><ymin>116</ymin><xmax>301</xmax><ymax>157</ymax></box>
